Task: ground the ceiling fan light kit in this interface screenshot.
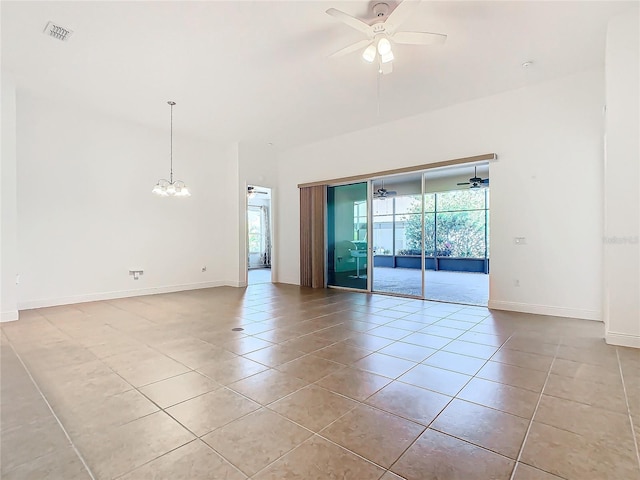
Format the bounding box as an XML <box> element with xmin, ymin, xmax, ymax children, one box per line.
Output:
<box><xmin>327</xmin><ymin>0</ymin><xmax>447</xmax><ymax>74</ymax></box>
<box><xmin>152</xmin><ymin>101</ymin><xmax>191</xmax><ymax>197</ymax></box>
<box><xmin>457</xmin><ymin>166</ymin><xmax>490</xmax><ymax>189</ymax></box>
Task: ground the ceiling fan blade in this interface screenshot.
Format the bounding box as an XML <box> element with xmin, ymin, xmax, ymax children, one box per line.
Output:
<box><xmin>380</xmin><ymin>61</ymin><xmax>393</xmax><ymax>75</ymax></box>
<box><xmin>457</xmin><ymin>182</ymin><xmax>470</xmax><ymax>185</ymax></box>
<box><xmin>393</xmin><ymin>31</ymin><xmax>447</xmax><ymax>45</ymax></box>
<box><xmin>326</xmin><ymin>8</ymin><xmax>371</xmax><ymax>35</ymax></box>
<box><xmin>385</xmin><ymin>0</ymin><xmax>421</xmax><ymax>33</ymax></box>
<box><xmin>329</xmin><ymin>39</ymin><xmax>372</xmax><ymax>58</ymax></box>
<box><xmin>387</xmin><ymin>191</ymin><xmax>398</xmax><ymax>195</ymax></box>
<box><xmin>481</xmin><ymin>179</ymin><xmax>490</xmax><ymax>184</ymax></box>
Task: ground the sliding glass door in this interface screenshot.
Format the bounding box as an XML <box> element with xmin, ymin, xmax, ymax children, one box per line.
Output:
<box><xmin>371</xmin><ymin>173</ymin><xmax>424</xmax><ymax>297</ymax></box>
<box><xmin>327</xmin><ymin>182</ymin><xmax>368</xmax><ymax>290</ymax></box>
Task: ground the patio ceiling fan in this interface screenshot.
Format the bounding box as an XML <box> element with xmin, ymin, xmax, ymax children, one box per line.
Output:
<box><xmin>457</xmin><ymin>167</ymin><xmax>489</xmax><ymax>189</ymax></box>
<box><xmin>373</xmin><ymin>180</ymin><xmax>397</xmax><ymax>199</ymax></box>
<box><xmin>326</xmin><ymin>0</ymin><xmax>447</xmax><ymax>74</ymax></box>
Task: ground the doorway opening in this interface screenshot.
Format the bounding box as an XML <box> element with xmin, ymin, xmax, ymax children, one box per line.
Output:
<box><xmin>247</xmin><ymin>185</ymin><xmax>272</xmax><ymax>285</ymax></box>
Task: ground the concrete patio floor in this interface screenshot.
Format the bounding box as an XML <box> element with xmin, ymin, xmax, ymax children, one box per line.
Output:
<box><xmin>372</xmin><ymin>268</ymin><xmax>489</xmax><ymax>306</ymax></box>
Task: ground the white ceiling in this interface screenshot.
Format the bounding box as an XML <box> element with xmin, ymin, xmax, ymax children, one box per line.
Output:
<box><xmin>2</xmin><ymin>1</ymin><xmax>634</xmax><ymax>149</ymax></box>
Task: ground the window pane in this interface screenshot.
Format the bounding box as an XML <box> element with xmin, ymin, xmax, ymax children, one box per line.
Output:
<box><xmin>394</xmin><ymin>195</ymin><xmax>422</xmax><ymax>214</ymax></box>
<box><xmin>373</xmin><ymin>198</ymin><xmax>393</xmax><ymax>215</ymax></box>
<box><xmin>424</xmin><ymin>193</ymin><xmax>435</xmax><ymax>212</ymax></box>
<box><xmin>437</xmin><ymin>189</ymin><xmax>485</xmax><ymax>211</ymax></box>
<box><xmin>424</xmin><ymin>212</ymin><xmax>436</xmax><ymax>256</ymax></box>
<box><xmin>396</xmin><ymin>213</ymin><xmax>421</xmax><ymax>255</ymax></box>
<box><xmin>436</xmin><ymin>210</ymin><xmax>485</xmax><ymax>257</ymax></box>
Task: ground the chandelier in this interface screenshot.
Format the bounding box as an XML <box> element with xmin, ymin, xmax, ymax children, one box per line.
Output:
<box><xmin>152</xmin><ymin>101</ymin><xmax>191</xmax><ymax>197</ymax></box>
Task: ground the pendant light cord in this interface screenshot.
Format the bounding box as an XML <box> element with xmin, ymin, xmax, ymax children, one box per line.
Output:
<box><xmin>169</xmin><ymin>101</ymin><xmax>174</xmax><ymax>184</ymax></box>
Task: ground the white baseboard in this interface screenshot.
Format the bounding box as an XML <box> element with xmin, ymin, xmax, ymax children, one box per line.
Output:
<box><xmin>488</xmin><ymin>300</ymin><xmax>601</xmax><ymax>321</ymax></box>
<box><xmin>1</xmin><ymin>310</ymin><xmax>19</xmax><ymax>322</ymax></box>
<box><xmin>17</xmin><ymin>281</ymin><xmax>239</xmax><ymax>310</ymax></box>
<box><xmin>606</xmin><ymin>331</ymin><xmax>640</xmax><ymax>348</ymax></box>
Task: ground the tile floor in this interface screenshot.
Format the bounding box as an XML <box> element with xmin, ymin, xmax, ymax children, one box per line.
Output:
<box><xmin>1</xmin><ymin>283</ymin><xmax>638</xmax><ymax>479</ymax></box>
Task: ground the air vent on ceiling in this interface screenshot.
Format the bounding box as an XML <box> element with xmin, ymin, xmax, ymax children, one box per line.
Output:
<box><xmin>43</xmin><ymin>21</ymin><xmax>73</xmax><ymax>41</ymax></box>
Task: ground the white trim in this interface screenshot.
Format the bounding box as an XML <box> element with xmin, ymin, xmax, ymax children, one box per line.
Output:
<box><xmin>17</xmin><ymin>281</ymin><xmax>240</xmax><ymax>310</ymax></box>
<box><xmin>1</xmin><ymin>310</ymin><xmax>19</xmax><ymax>322</ymax></box>
<box><xmin>488</xmin><ymin>300</ymin><xmax>601</xmax><ymax>321</ymax></box>
<box><xmin>606</xmin><ymin>331</ymin><xmax>640</xmax><ymax>348</ymax></box>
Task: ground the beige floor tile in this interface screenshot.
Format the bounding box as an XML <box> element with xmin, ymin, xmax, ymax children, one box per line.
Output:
<box><xmin>422</xmin><ymin>350</ymin><xmax>486</xmax><ymax>375</ymax></box>
<box><xmin>196</xmin><ymin>356</ymin><xmax>269</xmax><ymax>385</ymax></box>
<box><xmin>457</xmin><ymin>377</ymin><xmax>539</xmax><ymax>419</ymax></box>
<box><xmin>243</xmin><ymin>344</ymin><xmax>307</xmax><ymax>367</ymax></box>
<box><xmin>419</xmin><ymin>325</ymin><xmax>465</xmax><ymax>340</ymax></box>
<box><xmin>252</xmin><ymin>435</ymin><xmax>385</xmax><ymax>480</ymax></box>
<box><xmin>491</xmin><ymin>348</ymin><xmax>554</xmax><ymax>372</ymax></box>
<box><xmin>398</xmin><ymin>364</ymin><xmax>471</xmax><ymax>397</ymax></box>
<box><xmin>166</xmin><ymin>388</ymin><xmax>260</xmax><ymax>436</ymax></box>
<box><xmin>550</xmin><ymin>358</ymin><xmax>623</xmax><ymax>387</ymax></box>
<box><xmin>366</xmin><ymin>381</ymin><xmax>452</xmax><ymax>426</ymax></box>
<box><xmin>457</xmin><ymin>331</ymin><xmax>506</xmax><ymax>347</ymax></box>
<box><xmin>139</xmin><ymin>371</ymin><xmax>221</xmax><ymax>408</ymax></box>
<box><xmin>270</xmin><ymin>384</ymin><xmax>358</xmax><ymax>431</ymax></box>
<box><xmin>501</xmin><ymin>337</ymin><xmax>558</xmax><ymax>357</ymax></box>
<box><xmin>385</xmin><ymin>319</ymin><xmax>430</xmax><ymax>332</ymax></box>
<box><xmin>476</xmin><ymin>361</ymin><xmax>548</xmax><ymax>392</ymax></box>
<box><xmin>534</xmin><ymin>394</ymin><xmax>636</xmax><ymax>454</ymax></box>
<box><xmin>368</xmin><ymin>325</ymin><xmax>413</xmax><ymax>341</ymax></box>
<box><xmin>400</xmin><ymin>332</ymin><xmax>452</xmax><ymax>350</ymax></box>
<box><xmin>313</xmin><ymin>341</ymin><xmax>373</xmax><ymax>365</ymax></box>
<box><xmin>520</xmin><ymin>421</ymin><xmax>640</xmax><ymax>479</ymax></box>
<box><xmin>228</xmin><ymin>369</ymin><xmax>308</xmax><ymax>405</ymax></box>
<box><xmin>321</xmin><ymin>404</ymin><xmax>424</xmax><ymax>468</ymax></box>
<box><xmin>0</xmin><ymin>417</ymin><xmax>71</xmax><ymax>474</ymax></box>
<box><xmin>56</xmin><ymin>388</ymin><xmax>159</xmax><ymax>437</ymax></box>
<box><xmin>316</xmin><ymin>367</ymin><xmax>392</xmax><ymax>401</ymax></box>
<box><xmin>119</xmin><ymin>440</ymin><xmax>246</xmax><ymax>479</ymax></box>
<box><xmin>543</xmin><ymin>373</ymin><xmax>628</xmax><ymax>413</ymax></box>
<box><xmin>344</xmin><ymin>332</ymin><xmax>395</xmax><ymax>350</ymax></box>
<box><xmin>111</xmin><ymin>355</ymin><xmax>191</xmax><ymax>387</ymax></box>
<box><xmin>442</xmin><ymin>340</ymin><xmax>499</xmax><ymax>360</ymax></box>
<box><xmin>74</xmin><ymin>411</ymin><xmax>195</xmax><ymax>479</ymax></box>
<box><xmin>280</xmin><ymin>333</ymin><xmax>337</xmax><ymax>353</ymax></box>
<box><xmin>202</xmin><ymin>408</ymin><xmax>312</xmax><ymax>476</ymax></box>
<box><xmin>512</xmin><ymin>463</ymin><xmax>564</xmax><ymax>480</ymax></box>
<box><xmin>352</xmin><ymin>352</ymin><xmax>416</xmax><ymax>379</ymax></box>
<box><xmin>5</xmin><ymin>288</ymin><xmax>637</xmax><ymax>480</ymax></box>
<box><xmin>378</xmin><ymin>341</ymin><xmax>436</xmax><ymax>362</ymax></box>
<box><xmin>380</xmin><ymin>472</ymin><xmax>405</xmax><ymax>480</ymax></box>
<box><xmin>392</xmin><ymin>429</ymin><xmax>515</xmax><ymax>480</ymax></box>
<box><xmin>276</xmin><ymin>354</ymin><xmax>344</xmax><ymax>383</ymax></box>
<box><xmin>224</xmin><ymin>336</ymin><xmax>275</xmax><ymax>355</ymax></box>
<box><xmin>1</xmin><ymin>445</ymin><xmax>91</xmax><ymax>480</ymax></box>
<box><xmin>431</xmin><ymin>399</ymin><xmax>529</xmax><ymax>459</ymax></box>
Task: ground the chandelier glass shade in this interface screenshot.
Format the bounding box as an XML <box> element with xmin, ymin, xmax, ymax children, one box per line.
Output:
<box><xmin>153</xmin><ymin>101</ymin><xmax>191</xmax><ymax>197</ymax></box>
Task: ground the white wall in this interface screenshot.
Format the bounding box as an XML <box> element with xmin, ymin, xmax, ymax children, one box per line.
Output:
<box><xmin>276</xmin><ymin>69</ymin><xmax>605</xmax><ymax>320</ymax></box>
<box><xmin>1</xmin><ymin>74</ymin><xmax>19</xmax><ymax>321</ymax></box>
<box><xmin>604</xmin><ymin>11</ymin><xmax>640</xmax><ymax>347</ymax></box>
<box><xmin>16</xmin><ymin>91</ymin><xmax>238</xmax><ymax>309</ymax></box>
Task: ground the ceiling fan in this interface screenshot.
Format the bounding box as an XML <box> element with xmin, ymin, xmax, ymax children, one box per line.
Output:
<box><xmin>326</xmin><ymin>0</ymin><xmax>447</xmax><ymax>74</ymax></box>
<box><xmin>247</xmin><ymin>186</ymin><xmax>268</xmax><ymax>197</ymax></box>
<box><xmin>373</xmin><ymin>181</ymin><xmax>397</xmax><ymax>199</ymax></box>
<box><xmin>457</xmin><ymin>167</ymin><xmax>489</xmax><ymax>189</ymax></box>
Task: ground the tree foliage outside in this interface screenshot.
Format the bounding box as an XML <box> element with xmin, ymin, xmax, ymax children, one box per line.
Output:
<box><xmin>400</xmin><ymin>189</ymin><xmax>488</xmax><ymax>258</ymax></box>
